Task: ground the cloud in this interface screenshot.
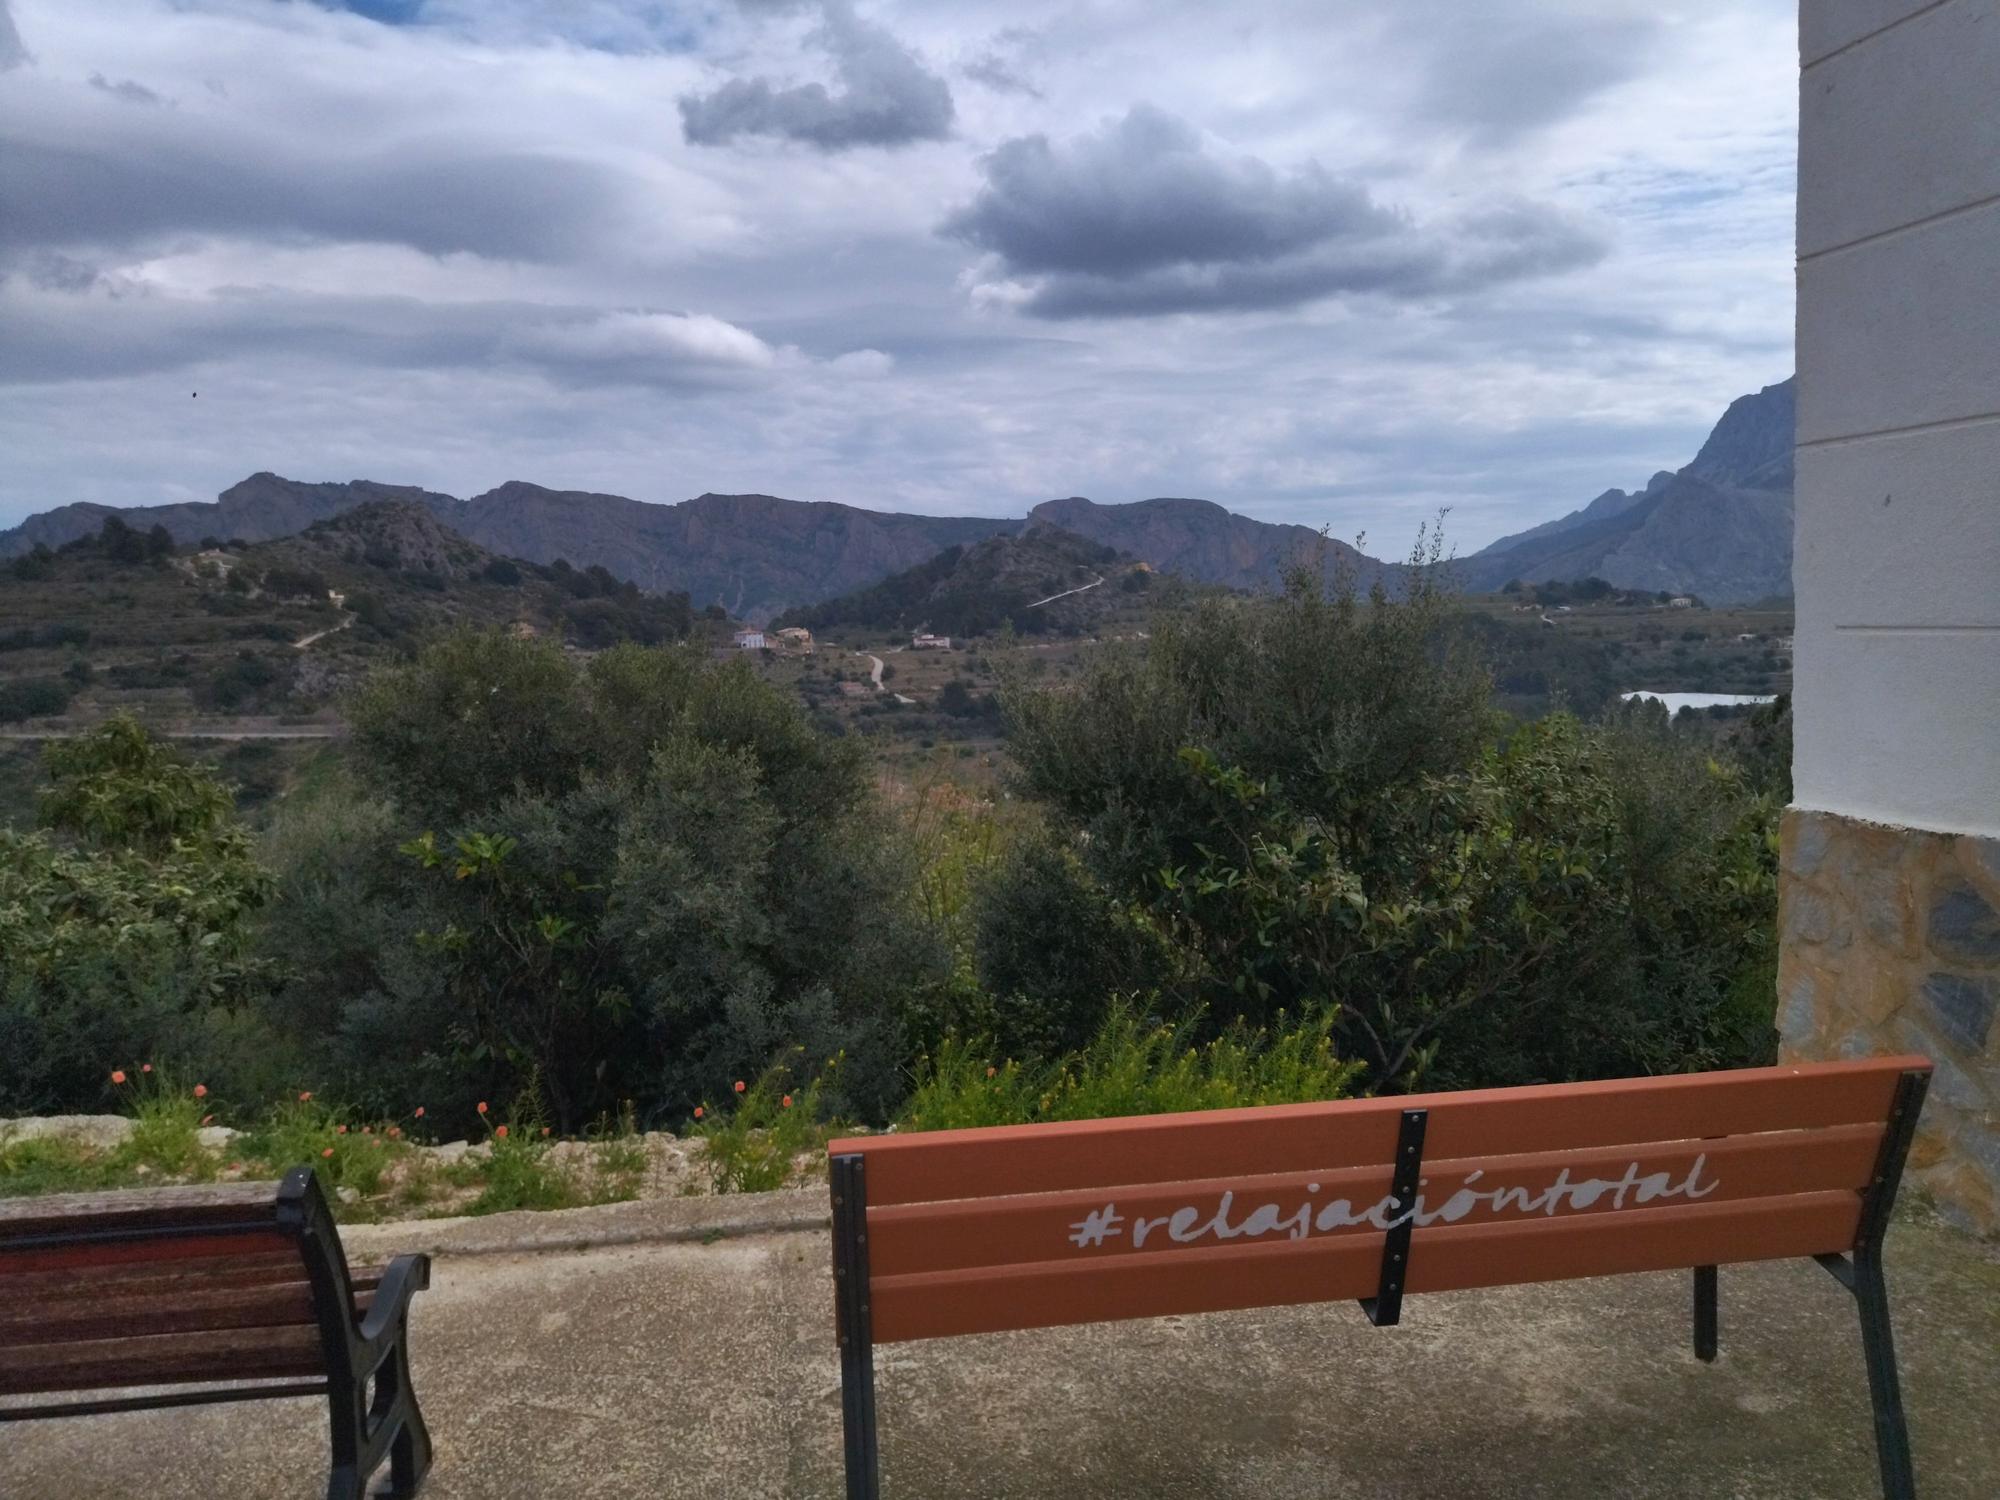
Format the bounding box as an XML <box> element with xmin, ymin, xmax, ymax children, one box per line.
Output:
<box><xmin>1397</xmin><ymin>5</ymin><xmax>1659</xmax><ymax>143</ymax></box>
<box><xmin>680</xmin><ymin>1</ymin><xmax>953</xmax><ymax>150</ymax></box>
<box><xmin>0</xmin><ymin>0</ymin><xmax>27</xmax><ymax>71</ymax></box>
<box><xmin>943</xmin><ymin>106</ymin><xmax>1605</xmax><ymax>318</ymax></box>
<box><xmin>88</xmin><ymin>73</ymin><xmax>164</xmax><ymax>106</ymax></box>
<box><xmin>0</xmin><ymin>124</ymin><xmax>626</xmax><ymax>263</ymax></box>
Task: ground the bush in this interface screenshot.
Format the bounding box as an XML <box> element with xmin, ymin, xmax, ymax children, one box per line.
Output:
<box><xmin>262</xmin><ymin>633</ymin><xmax>948</xmax><ymax>1134</ymax></box>
<box><xmin>898</xmin><ymin>1001</ymin><xmax>1362</xmax><ymax>1132</ymax></box>
<box><xmin>0</xmin><ymin>678</ymin><xmax>72</xmax><ymax>724</ymax></box>
<box><xmin>993</xmin><ymin>538</ymin><xmax>1778</xmax><ymax>1092</ymax></box>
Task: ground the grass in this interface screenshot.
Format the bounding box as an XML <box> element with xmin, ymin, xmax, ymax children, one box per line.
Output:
<box><xmin>897</xmin><ymin>1001</ymin><xmax>1364</xmax><ymax>1133</ymax></box>
<box><xmin>0</xmin><ymin>1076</ymin><xmax>662</xmax><ymax>1221</ymax></box>
<box><xmin>688</xmin><ymin>1055</ymin><xmax>837</xmax><ymax>1195</ymax></box>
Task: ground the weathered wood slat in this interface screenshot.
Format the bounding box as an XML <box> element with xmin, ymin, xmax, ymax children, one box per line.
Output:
<box><xmin>0</xmin><ymin>1324</ymin><xmax>327</xmax><ymax>1395</ymax></box>
<box><xmin>0</xmin><ymin>1250</ymin><xmax>311</xmax><ymax>1301</ymax></box>
<box><xmin>0</xmin><ymin>1282</ymin><xmax>377</xmax><ymax>1350</ymax></box>
<box><xmin>0</xmin><ymin>1230</ymin><xmax>295</xmax><ymax>1277</ymax></box>
<box><xmin>833</xmin><ymin>1056</ymin><xmax>1925</xmax><ymax>1208</ymax></box>
<box><xmin>0</xmin><ymin>1183</ymin><xmax>280</xmax><ymax>1241</ymax></box>
<box><xmin>863</xmin><ymin>1124</ymin><xmax>1886</xmax><ymax>1277</ymax></box>
<box><xmin>865</xmin><ymin>1191</ymin><xmax>1862</xmax><ymax>1344</ymax></box>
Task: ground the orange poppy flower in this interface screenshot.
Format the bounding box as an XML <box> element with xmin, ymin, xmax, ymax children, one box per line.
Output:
<box><xmin>693</xmin><ymin>1106</ymin><xmax>705</xmax><ymax>1120</ymax></box>
<box><xmin>336</xmin><ymin>1125</ymin><xmax>348</xmax><ymax>1135</ymax></box>
<box><xmin>110</xmin><ymin>1069</ymin><xmax>127</xmax><ymax>1085</ymax></box>
<box><xmin>733</xmin><ymin>1081</ymin><xmax>746</xmax><ymax>1094</ymax></box>
<box><xmin>476</xmin><ymin>1101</ymin><xmax>489</xmax><ymax>1115</ymax></box>
<box><xmin>540</xmin><ymin>1127</ymin><xmax>550</xmax><ymax>1137</ymax></box>
<box><xmin>321</xmin><ymin>1147</ymin><xmax>335</xmax><ymax>1158</ymax></box>
<box><xmin>494</xmin><ymin>1125</ymin><xmax>509</xmax><ymax>1139</ymax></box>
<box><xmin>781</xmin><ymin>1095</ymin><xmax>793</xmax><ymax>1109</ymax></box>
<box><xmin>193</xmin><ymin>1084</ymin><xmax>208</xmax><ymax>1098</ymax></box>
<box><xmin>141</xmin><ymin>1064</ymin><xmax>153</xmax><ymax>1074</ymax></box>
<box><xmin>298</xmin><ymin>1091</ymin><xmax>313</xmax><ymax>1102</ymax></box>
<box><xmin>387</xmin><ymin>1127</ymin><xmax>402</xmax><ymax>1139</ymax></box>
<box><xmin>413</xmin><ymin>1107</ymin><xmax>425</xmax><ymax>1119</ymax></box>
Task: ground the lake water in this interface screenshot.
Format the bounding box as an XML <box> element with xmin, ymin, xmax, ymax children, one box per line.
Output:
<box><xmin>1620</xmin><ymin>691</ymin><xmax>1778</xmax><ymax>713</ymax></box>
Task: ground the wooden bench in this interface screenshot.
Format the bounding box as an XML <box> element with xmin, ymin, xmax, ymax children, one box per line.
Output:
<box><xmin>0</xmin><ymin>1167</ymin><xmax>432</xmax><ymax>1500</ymax></box>
<box><xmin>827</xmin><ymin>1054</ymin><xmax>1933</xmax><ymax>1499</ymax></box>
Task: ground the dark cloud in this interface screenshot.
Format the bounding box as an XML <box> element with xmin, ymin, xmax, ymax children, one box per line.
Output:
<box><xmin>943</xmin><ymin>106</ymin><xmax>1605</xmax><ymax>318</ymax></box>
<box><xmin>88</xmin><ymin>73</ymin><xmax>164</xmax><ymax>106</ymax></box>
<box><xmin>0</xmin><ymin>122</ymin><xmax>627</xmax><ymax>262</ymax></box>
<box><xmin>680</xmin><ymin>1</ymin><xmax>953</xmax><ymax>150</ymax></box>
<box><xmin>0</xmin><ymin>0</ymin><xmax>27</xmax><ymax>71</ymax></box>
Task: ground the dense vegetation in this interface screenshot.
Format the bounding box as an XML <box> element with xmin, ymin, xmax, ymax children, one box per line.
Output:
<box><xmin>2</xmin><ymin>550</ymin><xmax>1784</xmax><ymax>1152</ymax></box>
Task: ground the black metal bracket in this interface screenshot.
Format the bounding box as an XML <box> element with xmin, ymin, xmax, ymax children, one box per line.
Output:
<box><xmin>831</xmin><ymin>1154</ymin><xmax>881</xmax><ymax>1500</ymax></box>
<box><xmin>1358</xmin><ymin>1108</ymin><xmax>1428</xmax><ymax>1328</ymax></box>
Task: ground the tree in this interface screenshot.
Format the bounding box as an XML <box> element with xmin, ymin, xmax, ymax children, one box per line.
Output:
<box><xmin>265</xmin><ymin>633</ymin><xmax>947</xmax><ymax>1131</ymax></box>
<box><xmin>988</xmin><ymin>539</ymin><xmax>1778</xmax><ymax>1091</ymax></box>
<box><xmin>0</xmin><ymin>719</ymin><xmax>275</xmax><ymax>1112</ymax></box>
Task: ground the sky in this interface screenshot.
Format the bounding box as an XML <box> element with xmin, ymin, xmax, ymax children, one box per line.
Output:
<box><xmin>0</xmin><ymin>0</ymin><xmax>1798</xmax><ymax>553</ymax></box>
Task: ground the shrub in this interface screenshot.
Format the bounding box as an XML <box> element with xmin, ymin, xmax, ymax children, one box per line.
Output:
<box><xmin>898</xmin><ymin>1001</ymin><xmax>1362</xmax><ymax>1133</ymax></box>
<box><xmin>689</xmin><ymin>1056</ymin><xmax>833</xmax><ymax>1194</ymax></box>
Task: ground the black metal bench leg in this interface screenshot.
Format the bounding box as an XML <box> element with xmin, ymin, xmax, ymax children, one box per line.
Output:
<box><xmin>1853</xmin><ymin>1250</ymin><xmax>1916</xmax><ymax>1500</ymax></box>
<box><xmin>324</xmin><ymin>1381</ymin><xmax>367</xmax><ymax>1500</ymax></box>
<box><xmin>379</xmin><ymin>1329</ymin><xmax>432</xmax><ymax>1499</ymax></box>
<box><xmin>1693</xmin><ymin>1265</ymin><xmax>1718</xmax><ymax>1362</ymax></box>
<box><xmin>832</xmin><ymin>1153</ymin><xmax>881</xmax><ymax>1500</ymax></box>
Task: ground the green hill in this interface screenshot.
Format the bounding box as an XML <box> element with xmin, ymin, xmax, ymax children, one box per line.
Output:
<box><xmin>0</xmin><ymin>503</ymin><xmax>702</xmax><ymax>727</ymax></box>
<box><xmin>773</xmin><ymin>524</ymin><xmax>1150</xmax><ymax>639</ymax></box>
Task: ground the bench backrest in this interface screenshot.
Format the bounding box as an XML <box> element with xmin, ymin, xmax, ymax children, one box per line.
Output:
<box><xmin>826</xmin><ymin>1055</ymin><xmax>1931</xmax><ymax>1345</ymax></box>
<box><xmin>0</xmin><ymin>1170</ymin><xmax>362</xmax><ymax>1398</ymax></box>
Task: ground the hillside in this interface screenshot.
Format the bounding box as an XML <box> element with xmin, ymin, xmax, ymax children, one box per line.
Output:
<box><xmin>0</xmin><ymin>477</ymin><xmax>1019</xmax><ymax>625</ymax></box>
<box><xmin>1030</xmin><ymin>495</ymin><xmax>1394</xmax><ymax>594</ymax></box>
<box><xmin>0</xmin><ymin>504</ymin><xmax>698</xmax><ymax>726</ymax></box>
<box><xmin>774</xmin><ymin>524</ymin><xmax>1149</xmax><ymax>638</ymax></box>
<box><xmin>1461</xmin><ymin>379</ymin><xmax>1795</xmax><ymax>602</ymax></box>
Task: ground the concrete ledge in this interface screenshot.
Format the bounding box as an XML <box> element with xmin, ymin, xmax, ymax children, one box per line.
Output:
<box><xmin>339</xmin><ymin>1186</ymin><xmax>829</xmax><ymax>1260</ymax></box>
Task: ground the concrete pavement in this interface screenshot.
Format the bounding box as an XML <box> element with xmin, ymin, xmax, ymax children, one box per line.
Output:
<box><xmin>3</xmin><ymin>1196</ymin><xmax>1996</xmax><ymax>1498</ymax></box>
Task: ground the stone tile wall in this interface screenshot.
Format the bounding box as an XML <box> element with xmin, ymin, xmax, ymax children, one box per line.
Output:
<box><xmin>1779</xmin><ymin>809</ymin><xmax>1999</xmax><ymax>1236</ymax></box>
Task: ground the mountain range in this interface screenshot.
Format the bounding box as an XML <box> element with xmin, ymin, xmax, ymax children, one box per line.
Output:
<box><xmin>0</xmin><ymin>378</ymin><xmax>1796</xmax><ymax>613</ymax></box>
<box><xmin>1455</xmin><ymin>378</ymin><xmax>1795</xmax><ymax>602</ymax></box>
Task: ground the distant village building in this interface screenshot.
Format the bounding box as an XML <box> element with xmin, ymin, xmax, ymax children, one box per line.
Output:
<box><xmin>733</xmin><ymin>630</ymin><xmax>767</xmax><ymax>650</ymax></box>
<box><xmin>1667</xmin><ymin>596</ymin><xmax>1696</xmax><ymax>609</ymax></box>
<box><xmin>911</xmin><ymin>633</ymin><xmax>952</xmax><ymax>650</ymax></box>
<box><xmin>773</xmin><ymin>626</ymin><xmax>815</xmax><ymax>653</ymax></box>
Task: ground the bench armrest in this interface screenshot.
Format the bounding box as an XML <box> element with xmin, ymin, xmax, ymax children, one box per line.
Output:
<box><xmin>356</xmin><ymin>1252</ymin><xmax>431</xmax><ymax>1349</ymax></box>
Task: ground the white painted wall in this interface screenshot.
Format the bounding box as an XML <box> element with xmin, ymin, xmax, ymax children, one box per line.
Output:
<box><xmin>1794</xmin><ymin>0</ymin><xmax>2000</xmax><ymax>837</ymax></box>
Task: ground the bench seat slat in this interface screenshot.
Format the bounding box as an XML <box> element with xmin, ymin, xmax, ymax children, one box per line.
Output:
<box><xmin>0</xmin><ymin>1325</ymin><xmax>328</xmax><ymax>1395</ymax></box>
<box><xmin>866</xmin><ymin>1190</ymin><xmax>1863</xmax><ymax>1344</ymax></box>
<box><xmin>863</xmin><ymin>1124</ymin><xmax>1886</xmax><ymax>1278</ymax></box>
<box><xmin>0</xmin><ymin>1251</ymin><xmax>314</xmax><ymax>1302</ymax></box>
<box><xmin>835</xmin><ymin>1056</ymin><xmax>1925</xmax><ymax>1209</ymax></box>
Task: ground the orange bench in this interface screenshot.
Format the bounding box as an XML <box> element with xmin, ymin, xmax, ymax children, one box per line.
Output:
<box><xmin>0</xmin><ymin>1168</ymin><xmax>431</xmax><ymax>1499</ymax></box>
<box><xmin>827</xmin><ymin>1055</ymin><xmax>1932</xmax><ymax>1499</ymax></box>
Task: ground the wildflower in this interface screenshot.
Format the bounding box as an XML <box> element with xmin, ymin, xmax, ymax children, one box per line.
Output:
<box><xmin>476</xmin><ymin>1101</ymin><xmax>489</xmax><ymax>1115</ymax></box>
<box><xmin>228</xmin><ymin>1161</ymin><xmax>242</xmax><ymax>1171</ymax></box>
<box><xmin>733</xmin><ymin>1080</ymin><xmax>746</xmax><ymax>1094</ymax></box>
<box><xmin>321</xmin><ymin>1147</ymin><xmax>335</xmax><ymax>1158</ymax></box>
<box><xmin>337</xmin><ymin>1125</ymin><xmax>348</xmax><ymax>1135</ymax></box>
<box><xmin>141</xmin><ymin>1064</ymin><xmax>153</xmax><ymax>1074</ymax></box>
<box><xmin>299</xmin><ymin>1091</ymin><xmax>313</xmax><ymax>1102</ymax></box>
<box><xmin>193</xmin><ymin>1084</ymin><xmax>208</xmax><ymax>1099</ymax></box>
<box><xmin>110</xmin><ymin>1069</ymin><xmax>127</xmax><ymax>1085</ymax></box>
<box><xmin>494</xmin><ymin>1125</ymin><xmax>509</xmax><ymax>1140</ymax></box>
<box><xmin>413</xmin><ymin>1107</ymin><xmax>425</xmax><ymax>1119</ymax></box>
<box><xmin>541</xmin><ymin>1127</ymin><xmax>550</xmax><ymax>1137</ymax></box>
<box><xmin>361</xmin><ymin>1126</ymin><xmax>372</xmax><ymax>1135</ymax></box>
<box><xmin>693</xmin><ymin>1106</ymin><xmax>705</xmax><ymax>1120</ymax></box>
<box><xmin>387</xmin><ymin>1127</ymin><xmax>402</xmax><ymax>1139</ymax></box>
<box><xmin>781</xmin><ymin>1095</ymin><xmax>793</xmax><ymax>1109</ymax></box>
<box><xmin>986</xmin><ymin>1066</ymin><xmax>997</xmax><ymax>1079</ymax></box>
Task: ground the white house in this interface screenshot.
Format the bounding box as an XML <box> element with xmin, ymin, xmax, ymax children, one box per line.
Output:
<box><xmin>1783</xmin><ymin>0</ymin><xmax>2000</xmax><ymax>1235</ymax></box>
<box><xmin>732</xmin><ymin>630</ymin><xmax>766</xmax><ymax>651</ymax></box>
